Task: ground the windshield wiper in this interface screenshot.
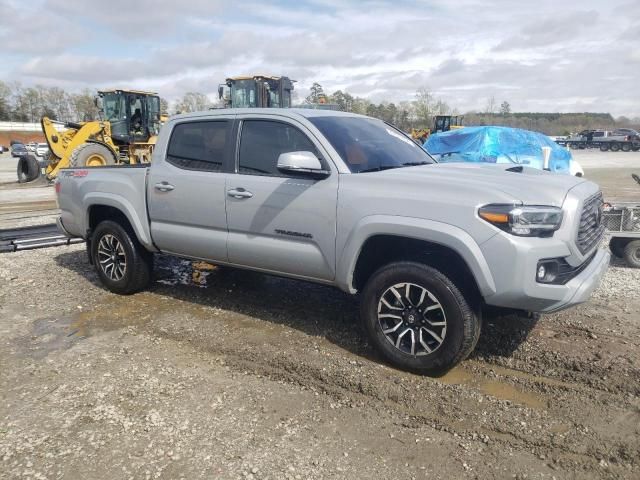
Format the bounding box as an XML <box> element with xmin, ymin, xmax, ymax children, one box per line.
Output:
<box><xmin>358</xmin><ymin>165</ymin><xmax>404</xmax><ymax>173</ymax></box>
<box><xmin>402</xmin><ymin>161</ymin><xmax>431</xmax><ymax>166</ymax></box>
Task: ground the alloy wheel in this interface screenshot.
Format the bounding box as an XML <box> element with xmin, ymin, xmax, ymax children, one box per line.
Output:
<box><xmin>97</xmin><ymin>234</ymin><xmax>127</xmax><ymax>281</ymax></box>
<box><xmin>377</xmin><ymin>282</ymin><xmax>447</xmax><ymax>356</ymax></box>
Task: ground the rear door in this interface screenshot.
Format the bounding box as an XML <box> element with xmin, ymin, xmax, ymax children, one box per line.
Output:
<box><xmin>226</xmin><ymin>116</ymin><xmax>338</xmax><ymax>281</ymax></box>
<box><xmin>148</xmin><ymin>117</ymin><xmax>233</xmax><ymax>261</ymax></box>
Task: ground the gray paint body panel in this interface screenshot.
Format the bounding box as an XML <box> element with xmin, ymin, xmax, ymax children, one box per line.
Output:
<box><xmin>56</xmin><ymin>108</ymin><xmax>609</xmax><ymax>314</ymax></box>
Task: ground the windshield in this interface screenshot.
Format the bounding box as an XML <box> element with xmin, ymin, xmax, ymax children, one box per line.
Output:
<box><xmin>101</xmin><ymin>93</ymin><xmax>126</xmax><ymax>122</ymax></box>
<box><xmin>146</xmin><ymin>95</ymin><xmax>161</xmax><ymax>135</ymax></box>
<box><xmin>230</xmin><ymin>79</ymin><xmax>257</xmax><ymax>108</ymax></box>
<box><xmin>308</xmin><ymin>116</ymin><xmax>434</xmax><ymax>173</ymax></box>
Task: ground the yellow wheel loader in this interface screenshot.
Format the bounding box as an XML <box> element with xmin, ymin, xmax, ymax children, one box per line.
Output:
<box><xmin>218</xmin><ymin>75</ymin><xmax>295</xmax><ymax>108</ymax></box>
<box><xmin>42</xmin><ymin>89</ymin><xmax>163</xmax><ymax>180</ymax></box>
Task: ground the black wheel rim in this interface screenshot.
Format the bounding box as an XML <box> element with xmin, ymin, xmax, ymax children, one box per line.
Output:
<box><xmin>97</xmin><ymin>234</ymin><xmax>127</xmax><ymax>281</ymax></box>
<box><xmin>377</xmin><ymin>282</ymin><xmax>447</xmax><ymax>356</ymax></box>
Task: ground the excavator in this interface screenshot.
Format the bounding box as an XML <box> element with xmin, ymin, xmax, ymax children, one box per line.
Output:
<box><xmin>218</xmin><ymin>75</ymin><xmax>295</xmax><ymax>108</ymax></box>
<box><xmin>41</xmin><ymin>89</ymin><xmax>163</xmax><ymax>180</ymax></box>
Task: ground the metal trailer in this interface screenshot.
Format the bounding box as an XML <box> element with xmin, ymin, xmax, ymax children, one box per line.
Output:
<box><xmin>604</xmin><ymin>176</ymin><xmax>640</xmax><ymax>267</ymax></box>
<box><xmin>556</xmin><ymin>133</ymin><xmax>640</xmax><ymax>152</ymax></box>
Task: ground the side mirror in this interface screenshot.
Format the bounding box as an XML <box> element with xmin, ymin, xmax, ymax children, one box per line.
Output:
<box><xmin>277</xmin><ymin>151</ymin><xmax>330</xmax><ymax>179</ymax></box>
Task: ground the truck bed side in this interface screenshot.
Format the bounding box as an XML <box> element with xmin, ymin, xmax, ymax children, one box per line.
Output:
<box><xmin>56</xmin><ymin>165</ymin><xmax>155</xmax><ymax>250</ymax></box>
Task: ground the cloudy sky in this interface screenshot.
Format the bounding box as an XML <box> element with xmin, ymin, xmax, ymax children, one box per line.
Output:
<box><xmin>1</xmin><ymin>0</ymin><xmax>639</xmax><ymax>116</ymax></box>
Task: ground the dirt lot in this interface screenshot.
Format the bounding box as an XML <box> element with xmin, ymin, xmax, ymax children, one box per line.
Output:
<box><xmin>0</xmin><ymin>149</ymin><xmax>639</xmax><ymax>479</ymax></box>
<box><xmin>0</xmin><ymin>245</ymin><xmax>639</xmax><ymax>480</ymax></box>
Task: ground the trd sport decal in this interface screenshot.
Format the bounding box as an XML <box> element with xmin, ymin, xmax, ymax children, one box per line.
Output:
<box><xmin>274</xmin><ymin>229</ymin><xmax>313</xmax><ymax>239</ymax></box>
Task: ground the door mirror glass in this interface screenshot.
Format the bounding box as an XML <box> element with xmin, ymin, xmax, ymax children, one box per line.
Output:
<box><xmin>277</xmin><ymin>151</ymin><xmax>329</xmax><ymax>178</ymax></box>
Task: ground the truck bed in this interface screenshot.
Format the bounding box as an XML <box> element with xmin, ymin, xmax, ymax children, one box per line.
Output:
<box><xmin>56</xmin><ymin>165</ymin><xmax>153</xmax><ymax>248</ymax></box>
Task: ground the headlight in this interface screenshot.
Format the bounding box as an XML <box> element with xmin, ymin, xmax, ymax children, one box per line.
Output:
<box><xmin>478</xmin><ymin>204</ymin><xmax>563</xmax><ymax>237</ymax></box>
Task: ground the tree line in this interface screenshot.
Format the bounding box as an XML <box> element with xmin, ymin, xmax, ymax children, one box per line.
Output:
<box><xmin>1</xmin><ymin>80</ymin><xmax>637</xmax><ymax>136</ymax></box>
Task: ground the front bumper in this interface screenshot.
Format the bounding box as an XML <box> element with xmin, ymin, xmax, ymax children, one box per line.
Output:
<box><xmin>480</xmin><ymin>230</ymin><xmax>610</xmax><ymax>313</ymax></box>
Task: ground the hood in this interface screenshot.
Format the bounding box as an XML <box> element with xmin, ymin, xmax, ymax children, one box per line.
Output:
<box><xmin>376</xmin><ymin>162</ymin><xmax>586</xmax><ymax>207</ymax></box>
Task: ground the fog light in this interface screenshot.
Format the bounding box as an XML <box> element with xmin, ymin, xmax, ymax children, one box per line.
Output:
<box><xmin>537</xmin><ymin>265</ymin><xmax>546</xmax><ymax>280</ymax></box>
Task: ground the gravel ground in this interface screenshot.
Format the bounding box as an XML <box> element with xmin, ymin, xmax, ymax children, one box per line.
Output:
<box><xmin>1</xmin><ymin>245</ymin><xmax>639</xmax><ymax>480</ymax></box>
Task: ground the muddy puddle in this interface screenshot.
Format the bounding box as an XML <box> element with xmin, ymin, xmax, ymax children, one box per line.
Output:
<box><xmin>437</xmin><ymin>366</ymin><xmax>546</xmax><ymax>409</ymax></box>
<box><xmin>16</xmin><ymin>293</ymin><xmax>159</xmax><ymax>358</ymax></box>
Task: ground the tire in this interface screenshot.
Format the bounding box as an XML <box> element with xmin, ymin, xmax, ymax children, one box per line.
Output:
<box><xmin>632</xmin><ymin>173</ymin><xmax>640</xmax><ymax>186</ymax></box>
<box><xmin>609</xmin><ymin>237</ymin><xmax>628</xmax><ymax>258</ymax></box>
<box><xmin>91</xmin><ymin>220</ymin><xmax>152</xmax><ymax>294</ymax></box>
<box><xmin>599</xmin><ymin>144</ymin><xmax>609</xmax><ymax>152</ymax></box>
<box><xmin>623</xmin><ymin>240</ymin><xmax>640</xmax><ymax>268</ymax></box>
<box><xmin>16</xmin><ymin>154</ymin><xmax>40</xmax><ymax>183</ymax></box>
<box><xmin>360</xmin><ymin>261</ymin><xmax>480</xmax><ymax>375</ymax></box>
<box><xmin>621</xmin><ymin>143</ymin><xmax>631</xmax><ymax>152</ymax></box>
<box><xmin>610</xmin><ymin>142</ymin><xmax>620</xmax><ymax>152</ymax></box>
<box><xmin>69</xmin><ymin>143</ymin><xmax>116</xmax><ymax>168</ymax></box>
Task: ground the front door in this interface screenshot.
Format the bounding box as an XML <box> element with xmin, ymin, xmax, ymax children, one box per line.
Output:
<box><xmin>148</xmin><ymin>118</ymin><xmax>233</xmax><ymax>261</ymax></box>
<box><xmin>226</xmin><ymin>118</ymin><xmax>338</xmax><ymax>281</ymax></box>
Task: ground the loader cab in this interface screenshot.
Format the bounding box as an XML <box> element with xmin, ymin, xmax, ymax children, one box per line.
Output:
<box><xmin>433</xmin><ymin>115</ymin><xmax>463</xmax><ymax>134</ymax></box>
<box><xmin>219</xmin><ymin>75</ymin><xmax>295</xmax><ymax>108</ymax></box>
<box><xmin>97</xmin><ymin>90</ymin><xmax>161</xmax><ymax>144</ymax></box>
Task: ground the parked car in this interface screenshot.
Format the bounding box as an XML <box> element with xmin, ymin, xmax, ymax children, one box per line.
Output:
<box><xmin>25</xmin><ymin>142</ymin><xmax>37</xmax><ymax>152</ymax></box>
<box><xmin>612</xmin><ymin>128</ymin><xmax>640</xmax><ymax>141</ymax></box>
<box><xmin>0</xmin><ymin>145</ymin><xmax>8</xmax><ymax>153</ymax></box>
<box><xmin>11</xmin><ymin>143</ymin><xmax>28</xmax><ymax>157</ymax></box>
<box><xmin>55</xmin><ymin>109</ymin><xmax>609</xmax><ymax>374</ymax></box>
<box><xmin>35</xmin><ymin>143</ymin><xmax>49</xmax><ymax>157</ymax></box>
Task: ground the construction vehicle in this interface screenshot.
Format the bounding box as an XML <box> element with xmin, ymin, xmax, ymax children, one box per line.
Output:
<box><xmin>410</xmin><ymin>115</ymin><xmax>464</xmax><ymax>144</ymax></box>
<box><xmin>41</xmin><ymin>89</ymin><xmax>163</xmax><ymax>180</ymax></box>
<box><xmin>218</xmin><ymin>75</ymin><xmax>295</xmax><ymax>108</ymax></box>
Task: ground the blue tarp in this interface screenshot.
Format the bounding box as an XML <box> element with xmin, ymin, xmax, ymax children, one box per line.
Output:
<box><xmin>424</xmin><ymin>126</ymin><xmax>572</xmax><ymax>174</ymax></box>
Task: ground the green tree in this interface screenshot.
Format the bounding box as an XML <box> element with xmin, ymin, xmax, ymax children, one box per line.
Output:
<box><xmin>305</xmin><ymin>82</ymin><xmax>325</xmax><ymax>104</ymax></box>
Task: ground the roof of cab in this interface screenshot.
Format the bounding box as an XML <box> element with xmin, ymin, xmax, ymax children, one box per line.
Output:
<box><xmin>170</xmin><ymin>108</ymin><xmax>367</xmax><ymax>122</ymax></box>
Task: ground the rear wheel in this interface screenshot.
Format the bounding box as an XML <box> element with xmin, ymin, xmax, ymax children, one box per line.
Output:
<box><xmin>92</xmin><ymin>220</ymin><xmax>152</xmax><ymax>294</ymax></box>
<box><xmin>610</xmin><ymin>142</ymin><xmax>620</xmax><ymax>152</ymax></box>
<box><xmin>360</xmin><ymin>261</ymin><xmax>480</xmax><ymax>375</ymax></box>
<box><xmin>623</xmin><ymin>240</ymin><xmax>640</xmax><ymax>268</ymax></box>
<box><xmin>70</xmin><ymin>143</ymin><xmax>116</xmax><ymax>168</ymax></box>
<box><xmin>599</xmin><ymin>144</ymin><xmax>609</xmax><ymax>152</ymax></box>
<box><xmin>621</xmin><ymin>143</ymin><xmax>632</xmax><ymax>152</ymax></box>
<box><xmin>16</xmin><ymin>154</ymin><xmax>40</xmax><ymax>183</ymax></box>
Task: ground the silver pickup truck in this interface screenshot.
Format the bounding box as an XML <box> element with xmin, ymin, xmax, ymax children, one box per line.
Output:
<box><xmin>56</xmin><ymin>109</ymin><xmax>610</xmax><ymax>374</ymax></box>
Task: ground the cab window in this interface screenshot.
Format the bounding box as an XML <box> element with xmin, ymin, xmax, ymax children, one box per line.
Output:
<box><xmin>238</xmin><ymin>120</ymin><xmax>319</xmax><ymax>176</ymax></box>
<box><xmin>167</xmin><ymin>121</ymin><xmax>229</xmax><ymax>172</ymax></box>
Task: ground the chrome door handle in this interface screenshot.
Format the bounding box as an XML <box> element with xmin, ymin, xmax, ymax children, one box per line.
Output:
<box><xmin>154</xmin><ymin>182</ymin><xmax>175</xmax><ymax>192</ymax></box>
<box><xmin>227</xmin><ymin>188</ymin><xmax>253</xmax><ymax>199</ymax></box>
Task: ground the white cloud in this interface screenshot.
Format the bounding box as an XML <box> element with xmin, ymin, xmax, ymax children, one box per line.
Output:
<box><xmin>1</xmin><ymin>0</ymin><xmax>638</xmax><ymax>116</ymax></box>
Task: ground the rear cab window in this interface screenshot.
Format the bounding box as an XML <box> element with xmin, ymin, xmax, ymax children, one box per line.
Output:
<box><xmin>166</xmin><ymin>120</ymin><xmax>230</xmax><ymax>172</ymax></box>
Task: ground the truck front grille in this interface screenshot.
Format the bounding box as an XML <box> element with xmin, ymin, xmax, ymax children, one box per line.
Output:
<box><xmin>576</xmin><ymin>191</ymin><xmax>605</xmax><ymax>254</ymax></box>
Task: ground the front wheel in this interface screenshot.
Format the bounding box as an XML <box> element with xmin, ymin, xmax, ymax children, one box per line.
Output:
<box><xmin>92</xmin><ymin>220</ymin><xmax>152</xmax><ymax>294</ymax></box>
<box><xmin>360</xmin><ymin>262</ymin><xmax>481</xmax><ymax>375</ymax></box>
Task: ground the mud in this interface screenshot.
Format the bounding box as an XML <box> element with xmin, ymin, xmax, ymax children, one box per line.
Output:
<box><xmin>1</xmin><ymin>247</ymin><xmax>639</xmax><ymax>479</ymax></box>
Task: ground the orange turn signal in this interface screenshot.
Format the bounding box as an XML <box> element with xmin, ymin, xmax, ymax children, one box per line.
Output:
<box><xmin>479</xmin><ymin>211</ymin><xmax>509</xmax><ymax>223</ymax></box>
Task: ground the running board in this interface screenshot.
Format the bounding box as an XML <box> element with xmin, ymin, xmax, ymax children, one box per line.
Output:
<box><xmin>0</xmin><ymin>223</ymin><xmax>84</xmax><ymax>252</ymax></box>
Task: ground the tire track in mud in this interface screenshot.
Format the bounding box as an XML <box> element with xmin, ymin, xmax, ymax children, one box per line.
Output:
<box><xmin>70</xmin><ymin>287</ymin><xmax>637</xmax><ymax>477</ymax></box>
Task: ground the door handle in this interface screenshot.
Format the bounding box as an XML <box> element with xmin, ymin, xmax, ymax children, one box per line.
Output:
<box><xmin>154</xmin><ymin>182</ymin><xmax>175</xmax><ymax>192</ymax></box>
<box><xmin>227</xmin><ymin>188</ymin><xmax>253</xmax><ymax>199</ymax></box>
